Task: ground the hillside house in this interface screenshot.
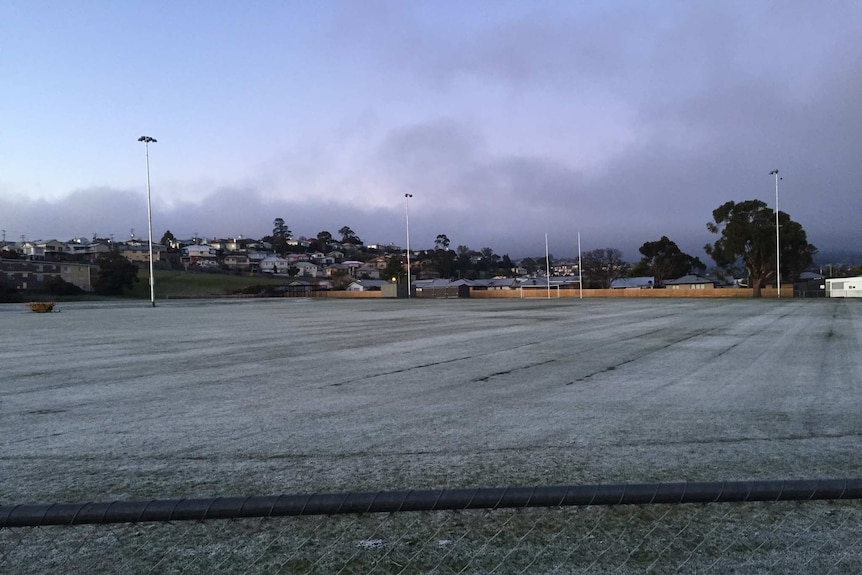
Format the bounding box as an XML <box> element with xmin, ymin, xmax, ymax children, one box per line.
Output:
<box><xmin>259</xmin><ymin>255</ymin><xmax>291</xmax><ymax>274</ymax></box>
<box><xmin>664</xmin><ymin>275</ymin><xmax>717</xmax><ymax>289</ymax></box>
<box><xmin>181</xmin><ymin>245</ymin><xmax>218</xmax><ymax>267</ymax></box>
<box><xmin>293</xmin><ymin>261</ymin><xmax>319</xmax><ymax>278</ymax></box>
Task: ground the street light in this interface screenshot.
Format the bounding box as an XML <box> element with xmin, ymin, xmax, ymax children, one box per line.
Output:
<box><xmin>770</xmin><ymin>169</ymin><xmax>780</xmax><ymax>298</ymax></box>
<box><xmin>138</xmin><ymin>136</ymin><xmax>157</xmax><ymax>307</ymax></box>
<box><xmin>405</xmin><ymin>193</ymin><xmax>413</xmax><ymax>299</ymax></box>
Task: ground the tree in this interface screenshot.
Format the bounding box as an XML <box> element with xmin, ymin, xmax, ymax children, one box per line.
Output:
<box><xmin>582</xmin><ymin>248</ymin><xmax>629</xmax><ymax>289</ymax></box>
<box><xmin>632</xmin><ymin>236</ymin><xmax>705</xmax><ymax>286</ymax></box>
<box><xmin>45</xmin><ymin>275</ymin><xmax>83</xmax><ymax>296</ymax></box>
<box><xmin>520</xmin><ymin>257</ymin><xmax>538</xmax><ymax>276</ymax></box>
<box><xmin>382</xmin><ymin>256</ymin><xmax>406</xmax><ymax>283</ymax></box>
<box><xmin>271</xmin><ymin>218</ymin><xmax>291</xmax><ymax>254</ymax></box>
<box><xmin>499</xmin><ymin>254</ymin><xmax>516</xmax><ymax>277</ymax></box>
<box><xmin>477</xmin><ymin>247</ymin><xmax>500</xmax><ymax>277</ymax></box>
<box><xmin>338</xmin><ymin>226</ymin><xmax>362</xmax><ymax>245</ymax></box>
<box><xmin>94</xmin><ymin>251</ymin><xmax>139</xmax><ymax>295</ymax></box>
<box><xmin>455</xmin><ymin>245</ymin><xmax>474</xmax><ymax>279</ymax></box>
<box><xmin>160</xmin><ymin>230</ymin><xmax>176</xmax><ymax>250</ymax></box>
<box><xmin>316</xmin><ymin>230</ymin><xmax>333</xmax><ymax>251</ymax></box>
<box><xmin>705</xmin><ymin>200</ymin><xmax>816</xmax><ymax>297</ymax></box>
<box><xmin>435</xmin><ymin>234</ymin><xmax>451</xmax><ymax>250</ymax></box>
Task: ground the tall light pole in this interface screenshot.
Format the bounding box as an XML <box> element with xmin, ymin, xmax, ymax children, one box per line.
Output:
<box><xmin>139</xmin><ymin>136</ymin><xmax>157</xmax><ymax>307</ymax></box>
<box><xmin>770</xmin><ymin>169</ymin><xmax>780</xmax><ymax>298</ymax></box>
<box><xmin>404</xmin><ymin>193</ymin><xmax>413</xmax><ymax>299</ymax></box>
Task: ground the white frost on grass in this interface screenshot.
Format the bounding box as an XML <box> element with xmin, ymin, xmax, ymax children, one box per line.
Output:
<box><xmin>2</xmin><ymin>298</ymin><xmax>861</xmax><ymax>503</ymax></box>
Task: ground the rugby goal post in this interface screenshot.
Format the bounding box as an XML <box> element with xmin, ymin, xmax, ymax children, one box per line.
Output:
<box><xmin>519</xmin><ymin>284</ymin><xmax>561</xmax><ymax>298</ymax></box>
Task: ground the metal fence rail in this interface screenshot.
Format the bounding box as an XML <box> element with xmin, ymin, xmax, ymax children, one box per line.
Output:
<box><xmin>3</xmin><ymin>479</ymin><xmax>862</xmax><ymax>574</ymax></box>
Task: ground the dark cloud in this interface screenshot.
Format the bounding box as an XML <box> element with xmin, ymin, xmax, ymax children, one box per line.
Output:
<box><xmin>5</xmin><ymin>1</ymin><xmax>861</xmax><ymax>264</ymax></box>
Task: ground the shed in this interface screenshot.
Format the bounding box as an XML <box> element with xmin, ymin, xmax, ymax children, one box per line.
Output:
<box><xmin>825</xmin><ymin>276</ymin><xmax>862</xmax><ymax>298</ymax></box>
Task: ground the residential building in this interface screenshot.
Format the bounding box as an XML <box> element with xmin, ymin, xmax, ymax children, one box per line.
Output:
<box><xmin>259</xmin><ymin>255</ymin><xmax>291</xmax><ymax>274</ymax></box>
<box><xmin>664</xmin><ymin>275</ymin><xmax>717</xmax><ymax>289</ymax></box>
<box><xmin>181</xmin><ymin>245</ymin><xmax>218</xmax><ymax>267</ymax></box>
<box><xmin>610</xmin><ymin>277</ymin><xmax>655</xmax><ymax>289</ymax></box>
<box><xmin>293</xmin><ymin>261</ymin><xmax>319</xmax><ymax>277</ymax></box>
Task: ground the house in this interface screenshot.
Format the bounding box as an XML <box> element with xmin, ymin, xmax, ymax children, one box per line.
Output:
<box><xmin>19</xmin><ymin>242</ymin><xmax>46</xmax><ymax>260</ymax></box>
<box><xmin>61</xmin><ymin>263</ymin><xmax>98</xmax><ymax>292</ymax></box>
<box><xmin>286</xmin><ymin>253</ymin><xmax>310</xmax><ymax>264</ymax></box>
<box><xmin>293</xmin><ymin>261</ymin><xmax>319</xmax><ymax>278</ymax></box>
<box><xmin>222</xmin><ymin>253</ymin><xmax>252</xmax><ymax>272</ymax></box>
<box><xmin>471</xmin><ymin>278</ymin><xmax>519</xmax><ymax>290</ymax></box>
<box><xmin>826</xmin><ymin>276</ymin><xmax>862</xmax><ymax>298</ymax></box>
<box><xmin>324</xmin><ymin>263</ymin><xmax>352</xmax><ymax>278</ymax></box>
<box><xmin>259</xmin><ymin>255</ymin><xmax>291</xmax><ymax>275</ymax></box>
<box><xmin>0</xmin><ymin>260</ymin><xmax>60</xmax><ymax>290</ymax></box>
<box><xmin>181</xmin><ymin>245</ymin><xmax>218</xmax><ymax>267</ymax></box>
<box><xmin>38</xmin><ymin>240</ymin><xmax>71</xmax><ymax>259</ymax></box>
<box><xmin>610</xmin><ymin>277</ymin><xmax>655</xmax><ymax>289</ymax></box>
<box><xmin>310</xmin><ymin>252</ymin><xmax>335</xmax><ymax>266</ymax></box>
<box><xmin>664</xmin><ymin>274</ymin><xmax>717</xmax><ymax>289</ymax></box>
<box><xmin>346</xmin><ymin>279</ymin><xmax>389</xmax><ymax>292</ymax></box>
<box><xmin>0</xmin><ymin>259</ymin><xmax>94</xmax><ymax>291</ymax></box>
<box><xmin>354</xmin><ymin>265</ymin><xmax>381</xmax><ymax>280</ymax></box>
<box><xmin>368</xmin><ymin>256</ymin><xmax>389</xmax><ymax>270</ymax></box>
<box><xmin>286</xmin><ymin>239</ymin><xmax>312</xmax><ymax>250</ymax></box>
<box><xmin>413</xmin><ymin>278</ymin><xmax>452</xmax><ymax>289</ymax></box>
<box><xmin>68</xmin><ymin>241</ymin><xmax>111</xmax><ymax>261</ymax></box>
<box><xmin>118</xmin><ymin>243</ymin><xmax>167</xmax><ymax>264</ymax></box>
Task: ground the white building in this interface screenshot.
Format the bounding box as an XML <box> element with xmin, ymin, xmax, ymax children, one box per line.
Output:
<box><xmin>826</xmin><ymin>276</ymin><xmax>862</xmax><ymax>298</ymax></box>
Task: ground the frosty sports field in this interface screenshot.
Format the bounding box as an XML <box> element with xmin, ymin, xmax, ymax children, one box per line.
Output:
<box><xmin>2</xmin><ymin>297</ymin><xmax>861</xmax><ymax>504</ymax></box>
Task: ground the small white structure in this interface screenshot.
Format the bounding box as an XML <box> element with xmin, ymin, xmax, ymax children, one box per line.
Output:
<box><xmin>826</xmin><ymin>277</ymin><xmax>862</xmax><ymax>298</ymax></box>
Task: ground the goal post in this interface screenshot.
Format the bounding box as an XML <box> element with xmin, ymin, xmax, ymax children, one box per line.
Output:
<box><xmin>519</xmin><ymin>284</ymin><xmax>561</xmax><ymax>298</ymax></box>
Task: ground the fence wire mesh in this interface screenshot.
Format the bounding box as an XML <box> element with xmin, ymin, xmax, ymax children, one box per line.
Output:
<box><xmin>3</xmin><ymin>498</ymin><xmax>861</xmax><ymax>574</ymax></box>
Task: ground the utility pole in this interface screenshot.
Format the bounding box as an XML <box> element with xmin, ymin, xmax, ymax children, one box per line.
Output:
<box><xmin>770</xmin><ymin>170</ymin><xmax>781</xmax><ymax>298</ymax></box>
<box><xmin>138</xmin><ymin>136</ymin><xmax>158</xmax><ymax>307</ymax></box>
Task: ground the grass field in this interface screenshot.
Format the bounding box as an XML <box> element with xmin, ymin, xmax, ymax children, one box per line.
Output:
<box><xmin>126</xmin><ymin>269</ymin><xmax>289</xmax><ymax>299</ymax></box>
<box><xmin>2</xmin><ymin>297</ymin><xmax>861</xmax><ymax>573</ymax></box>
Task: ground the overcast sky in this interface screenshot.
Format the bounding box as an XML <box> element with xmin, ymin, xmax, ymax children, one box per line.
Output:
<box><xmin>2</xmin><ymin>1</ymin><xmax>860</xmax><ymax>261</ymax></box>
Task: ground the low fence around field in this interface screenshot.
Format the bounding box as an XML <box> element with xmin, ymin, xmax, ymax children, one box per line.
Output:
<box><xmin>3</xmin><ymin>479</ymin><xmax>861</xmax><ymax>574</ymax></box>
<box><xmin>311</xmin><ymin>286</ymin><xmax>794</xmax><ymax>299</ymax></box>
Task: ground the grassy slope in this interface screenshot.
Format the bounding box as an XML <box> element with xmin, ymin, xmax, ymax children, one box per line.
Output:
<box><xmin>127</xmin><ymin>270</ymin><xmax>288</xmax><ymax>299</ymax></box>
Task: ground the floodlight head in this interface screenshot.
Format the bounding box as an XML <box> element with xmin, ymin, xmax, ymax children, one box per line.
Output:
<box><xmin>769</xmin><ymin>169</ymin><xmax>779</xmax><ymax>175</ymax></box>
<box><xmin>138</xmin><ymin>136</ymin><xmax>157</xmax><ymax>143</ymax></box>
<box><xmin>405</xmin><ymin>193</ymin><xmax>413</xmax><ymax>198</ymax></box>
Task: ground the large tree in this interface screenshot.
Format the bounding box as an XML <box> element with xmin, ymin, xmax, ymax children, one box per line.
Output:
<box><xmin>435</xmin><ymin>234</ymin><xmax>451</xmax><ymax>250</ymax></box>
<box><xmin>631</xmin><ymin>236</ymin><xmax>705</xmax><ymax>286</ymax></box>
<box><xmin>382</xmin><ymin>255</ymin><xmax>407</xmax><ymax>283</ymax></box>
<box><xmin>338</xmin><ymin>226</ymin><xmax>362</xmax><ymax>245</ymax></box>
<box><xmin>315</xmin><ymin>230</ymin><xmax>333</xmax><ymax>252</ymax></box>
<box><xmin>705</xmin><ymin>200</ymin><xmax>815</xmax><ymax>297</ymax></box>
<box><xmin>160</xmin><ymin>230</ymin><xmax>176</xmax><ymax>250</ymax></box>
<box><xmin>94</xmin><ymin>251</ymin><xmax>139</xmax><ymax>296</ymax></box>
<box><xmin>271</xmin><ymin>218</ymin><xmax>291</xmax><ymax>254</ymax></box>
<box><xmin>582</xmin><ymin>248</ymin><xmax>629</xmax><ymax>289</ymax></box>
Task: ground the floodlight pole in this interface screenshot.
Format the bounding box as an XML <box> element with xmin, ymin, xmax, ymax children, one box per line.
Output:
<box><xmin>139</xmin><ymin>136</ymin><xmax>158</xmax><ymax>307</ymax></box>
<box><xmin>770</xmin><ymin>169</ymin><xmax>780</xmax><ymax>298</ymax></box>
<box><xmin>545</xmin><ymin>233</ymin><xmax>551</xmax><ymax>299</ymax></box>
<box><xmin>405</xmin><ymin>194</ymin><xmax>413</xmax><ymax>299</ymax></box>
<box><xmin>578</xmin><ymin>232</ymin><xmax>583</xmax><ymax>299</ymax></box>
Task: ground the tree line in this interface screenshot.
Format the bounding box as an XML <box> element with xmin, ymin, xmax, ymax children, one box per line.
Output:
<box><xmin>78</xmin><ymin>198</ymin><xmax>821</xmax><ymax>298</ymax></box>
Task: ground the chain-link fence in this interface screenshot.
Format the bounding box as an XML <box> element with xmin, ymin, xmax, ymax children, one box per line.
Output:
<box><xmin>3</xmin><ymin>479</ymin><xmax>862</xmax><ymax>574</ymax></box>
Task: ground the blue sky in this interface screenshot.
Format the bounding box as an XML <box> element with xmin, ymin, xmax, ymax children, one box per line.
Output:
<box><xmin>2</xmin><ymin>1</ymin><xmax>860</xmax><ymax>260</ymax></box>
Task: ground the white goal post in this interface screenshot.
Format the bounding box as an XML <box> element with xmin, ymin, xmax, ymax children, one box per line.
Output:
<box><xmin>519</xmin><ymin>284</ymin><xmax>561</xmax><ymax>298</ymax></box>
